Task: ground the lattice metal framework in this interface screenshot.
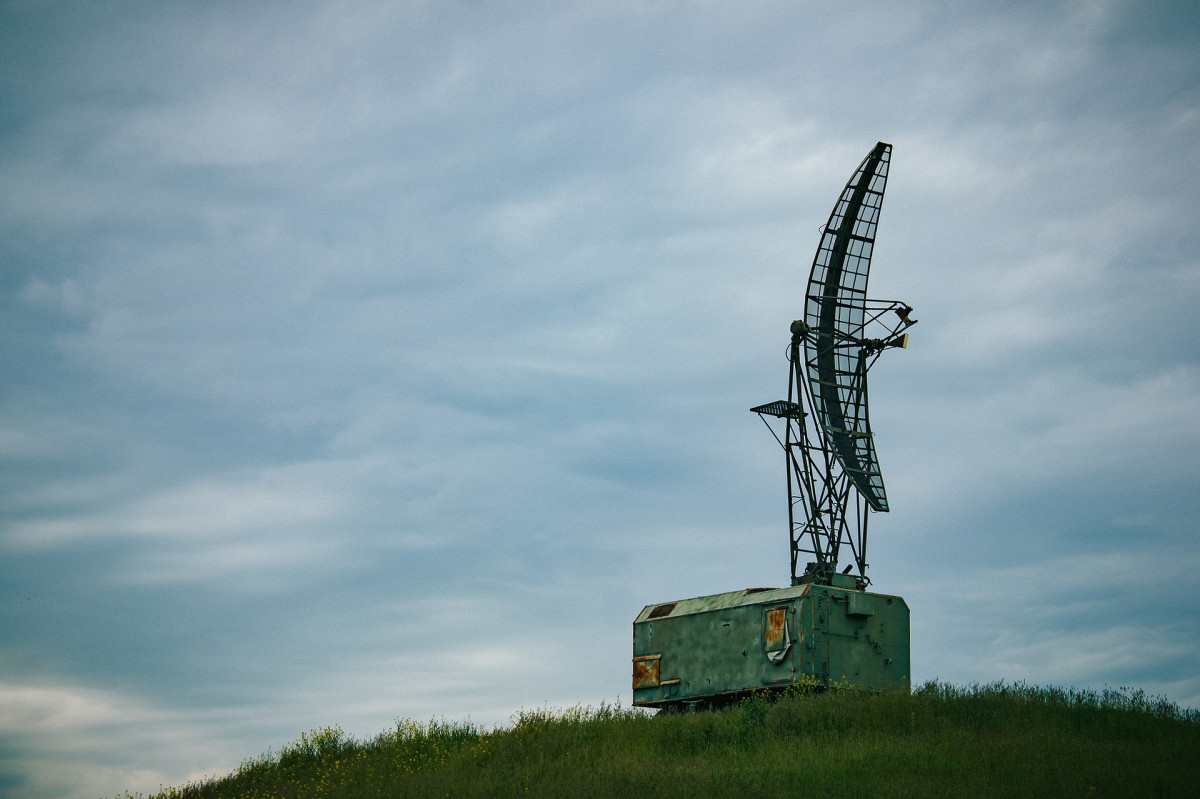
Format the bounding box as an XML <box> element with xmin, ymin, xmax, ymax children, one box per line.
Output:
<box><xmin>807</xmin><ymin>144</ymin><xmax>890</xmax><ymax>510</ymax></box>
<box><xmin>752</xmin><ymin>142</ymin><xmax>915</xmax><ymax>587</ymax></box>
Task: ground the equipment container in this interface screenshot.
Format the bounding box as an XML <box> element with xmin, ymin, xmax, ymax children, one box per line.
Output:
<box><xmin>633</xmin><ymin>575</ymin><xmax>908</xmax><ymax>709</ymax></box>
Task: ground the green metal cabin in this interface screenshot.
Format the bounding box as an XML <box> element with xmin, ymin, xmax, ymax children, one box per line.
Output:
<box><xmin>632</xmin><ymin>575</ymin><xmax>909</xmax><ymax>709</ymax></box>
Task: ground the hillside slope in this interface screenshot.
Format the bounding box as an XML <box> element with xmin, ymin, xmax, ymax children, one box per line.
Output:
<box><xmin>130</xmin><ymin>682</ymin><xmax>1200</xmax><ymax>799</ymax></box>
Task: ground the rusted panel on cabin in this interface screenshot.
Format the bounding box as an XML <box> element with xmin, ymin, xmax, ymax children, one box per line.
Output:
<box><xmin>764</xmin><ymin>606</ymin><xmax>787</xmax><ymax>650</ymax></box>
<box><xmin>632</xmin><ymin>654</ymin><xmax>660</xmax><ymax>689</ymax></box>
<box><xmin>762</xmin><ymin>604</ymin><xmax>794</xmax><ymax>683</ymax></box>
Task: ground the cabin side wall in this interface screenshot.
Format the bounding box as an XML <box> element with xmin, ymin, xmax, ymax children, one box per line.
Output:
<box><xmin>633</xmin><ymin>587</ymin><xmax>908</xmax><ymax>708</ymax></box>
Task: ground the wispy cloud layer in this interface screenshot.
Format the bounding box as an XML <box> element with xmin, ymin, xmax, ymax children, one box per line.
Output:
<box><xmin>1</xmin><ymin>1</ymin><xmax>1198</xmax><ymax>797</ymax></box>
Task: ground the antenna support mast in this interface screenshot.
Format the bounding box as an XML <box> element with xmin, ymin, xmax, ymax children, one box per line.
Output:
<box><xmin>752</xmin><ymin>142</ymin><xmax>915</xmax><ymax>588</ymax></box>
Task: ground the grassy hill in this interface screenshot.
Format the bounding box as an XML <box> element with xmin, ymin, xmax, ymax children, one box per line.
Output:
<box><xmin>124</xmin><ymin>681</ymin><xmax>1199</xmax><ymax>799</ymax></box>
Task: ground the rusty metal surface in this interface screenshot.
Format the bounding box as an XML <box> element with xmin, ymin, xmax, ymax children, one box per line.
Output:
<box><xmin>764</xmin><ymin>606</ymin><xmax>788</xmax><ymax>650</ymax></box>
<box><xmin>631</xmin><ymin>654</ymin><xmax>660</xmax><ymax>690</ymax></box>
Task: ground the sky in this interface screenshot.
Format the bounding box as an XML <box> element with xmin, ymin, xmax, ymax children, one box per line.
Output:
<box><xmin>1</xmin><ymin>1</ymin><xmax>1198</xmax><ymax>796</ymax></box>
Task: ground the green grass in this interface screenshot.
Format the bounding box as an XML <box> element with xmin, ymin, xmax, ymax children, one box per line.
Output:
<box><xmin>121</xmin><ymin>682</ymin><xmax>1199</xmax><ymax>799</ymax></box>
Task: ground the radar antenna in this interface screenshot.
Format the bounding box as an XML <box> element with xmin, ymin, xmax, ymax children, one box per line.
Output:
<box><xmin>752</xmin><ymin>142</ymin><xmax>916</xmax><ymax>588</ymax></box>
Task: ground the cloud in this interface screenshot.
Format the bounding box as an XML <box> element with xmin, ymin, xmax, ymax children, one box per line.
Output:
<box><xmin>0</xmin><ymin>678</ymin><xmax>250</xmax><ymax>799</ymax></box>
<box><xmin>1</xmin><ymin>2</ymin><xmax>1199</xmax><ymax>797</ymax></box>
<box><xmin>907</xmin><ymin>547</ymin><xmax>1200</xmax><ymax>708</ymax></box>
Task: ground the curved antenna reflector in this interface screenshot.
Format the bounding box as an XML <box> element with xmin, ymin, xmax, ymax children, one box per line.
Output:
<box><xmin>804</xmin><ymin>142</ymin><xmax>891</xmax><ymax>511</ymax></box>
